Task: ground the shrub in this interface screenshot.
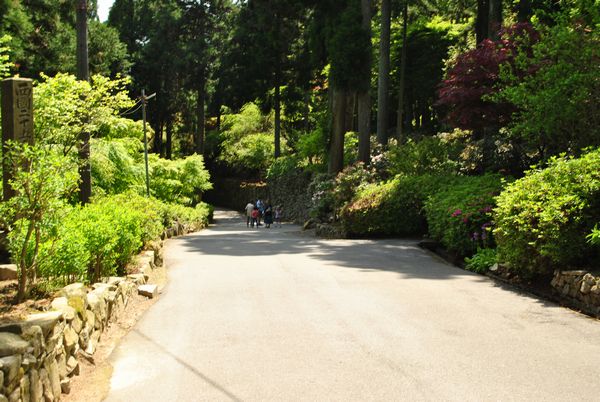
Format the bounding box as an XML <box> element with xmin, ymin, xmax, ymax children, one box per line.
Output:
<box><xmin>341</xmin><ymin>175</ymin><xmax>452</xmax><ymax>236</ymax></box>
<box><xmin>0</xmin><ymin>144</ymin><xmax>79</xmax><ymax>301</ymax></box>
<box><xmin>22</xmin><ymin>193</ymin><xmax>213</xmax><ymax>286</ymax></box>
<box><xmin>424</xmin><ymin>174</ymin><xmax>505</xmax><ymax>257</ymax></box>
<box><xmin>465</xmin><ymin>248</ymin><xmax>497</xmax><ymax>273</ymax></box>
<box><xmin>217</xmin><ymin>103</ymin><xmax>278</xmax><ymax>173</ymax></box>
<box><xmin>149</xmin><ymin>153</ymin><xmax>212</xmax><ymax>206</ymax></box>
<box><xmin>307</xmin><ymin>173</ymin><xmax>336</xmax><ymax>221</ymax></box>
<box><xmin>387</xmin><ymin>136</ymin><xmax>462</xmax><ymax>176</ymax></box>
<box><xmin>494</xmin><ymin>149</ymin><xmax>600</xmax><ymax>275</ymax></box>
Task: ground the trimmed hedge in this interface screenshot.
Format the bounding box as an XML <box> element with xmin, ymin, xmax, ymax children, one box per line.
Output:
<box><xmin>424</xmin><ymin>174</ymin><xmax>505</xmax><ymax>257</ymax></box>
<box><xmin>494</xmin><ymin>149</ymin><xmax>600</xmax><ymax>275</ymax></box>
<box><xmin>37</xmin><ymin>193</ymin><xmax>213</xmax><ymax>284</ymax></box>
<box><xmin>340</xmin><ymin>175</ymin><xmax>452</xmax><ymax>236</ymax></box>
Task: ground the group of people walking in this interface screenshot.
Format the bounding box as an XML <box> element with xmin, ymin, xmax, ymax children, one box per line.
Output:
<box><xmin>244</xmin><ymin>199</ymin><xmax>282</xmax><ymax>228</ymax></box>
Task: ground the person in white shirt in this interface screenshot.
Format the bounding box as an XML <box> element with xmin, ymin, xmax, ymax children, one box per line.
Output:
<box><xmin>245</xmin><ymin>201</ymin><xmax>254</xmax><ymax>227</ymax></box>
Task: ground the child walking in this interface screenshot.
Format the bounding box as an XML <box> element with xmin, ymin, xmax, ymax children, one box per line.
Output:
<box><xmin>275</xmin><ymin>205</ymin><xmax>283</xmax><ymax>227</ymax></box>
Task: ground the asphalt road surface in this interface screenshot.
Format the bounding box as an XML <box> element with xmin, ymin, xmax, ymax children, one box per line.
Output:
<box><xmin>105</xmin><ymin>209</ymin><xmax>600</xmax><ymax>401</ymax></box>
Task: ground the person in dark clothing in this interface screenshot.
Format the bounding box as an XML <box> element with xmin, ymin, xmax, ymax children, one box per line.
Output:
<box><xmin>263</xmin><ymin>203</ymin><xmax>273</xmax><ymax>228</ymax></box>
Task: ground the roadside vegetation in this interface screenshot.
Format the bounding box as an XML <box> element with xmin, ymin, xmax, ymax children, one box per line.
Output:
<box><xmin>0</xmin><ymin>0</ymin><xmax>598</xmax><ymax>303</ymax></box>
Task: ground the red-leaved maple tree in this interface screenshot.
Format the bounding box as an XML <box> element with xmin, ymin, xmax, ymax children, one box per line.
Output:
<box><xmin>436</xmin><ymin>23</ymin><xmax>540</xmax><ymax>131</ymax></box>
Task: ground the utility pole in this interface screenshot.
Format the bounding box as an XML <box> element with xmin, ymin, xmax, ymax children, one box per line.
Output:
<box><xmin>141</xmin><ymin>89</ymin><xmax>156</xmax><ymax>197</ymax></box>
<box><xmin>76</xmin><ymin>0</ymin><xmax>91</xmax><ymax>204</ymax></box>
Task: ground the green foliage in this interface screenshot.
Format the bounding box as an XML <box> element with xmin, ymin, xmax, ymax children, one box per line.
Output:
<box><xmin>34</xmin><ymin>74</ymin><xmax>135</xmax><ymax>153</ymax></box>
<box><xmin>494</xmin><ymin>149</ymin><xmax>600</xmax><ymax>275</ymax></box>
<box><xmin>0</xmin><ymin>35</ymin><xmax>12</xmax><ymax>77</ymax></box>
<box><xmin>218</xmin><ymin>103</ymin><xmax>276</xmax><ymax>173</ymax></box>
<box><xmin>22</xmin><ymin>192</ymin><xmax>213</xmax><ymax>285</ymax></box>
<box><xmin>91</xmin><ymin>138</ymin><xmax>145</xmax><ymax>196</ymax></box>
<box><xmin>0</xmin><ymin>143</ymin><xmax>79</xmax><ymax>300</ymax></box>
<box><xmin>424</xmin><ymin>175</ymin><xmax>505</xmax><ymax>257</ymax></box>
<box><xmin>91</xmin><ymin>138</ymin><xmax>212</xmax><ymax>205</ymax></box>
<box><xmin>497</xmin><ymin>9</ymin><xmax>600</xmax><ymax>157</ymax></box>
<box><xmin>149</xmin><ymin>154</ymin><xmax>213</xmax><ymax>206</ymax></box>
<box><xmin>388</xmin><ymin>136</ymin><xmax>462</xmax><ymax>176</ymax></box>
<box><xmin>587</xmin><ymin>225</ymin><xmax>600</xmax><ymax>246</ymax></box>
<box><xmin>327</xmin><ymin>0</ymin><xmax>370</xmax><ymax>91</ymax></box>
<box><xmin>465</xmin><ymin>248</ymin><xmax>497</xmax><ymax>273</ymax></box>
<box><xmin>266</xmin><ymin>155</ymin><xmax>302</xmax><ymax>179</ymax></box>
<box><xmin>341</xmin><ymin>175</ymin><xmax>451</xmax><ymax>236</ymax></box>
<box><xmin>308</xmin><ymin>173</ymin><xmax>336</xmax><ymax>221</ymax></box>
<box><xmin>332</xmin><ymin>163</ymin><xmax>374</xmax><ymax>212</ymax></box>
<box><xmin>297</xmin><ymin>127</ymin><xmax>328</xmax><ymax>165</ymax></box>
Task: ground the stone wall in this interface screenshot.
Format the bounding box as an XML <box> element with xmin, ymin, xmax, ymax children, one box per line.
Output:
<box><xmin>267</xmin><ymin>170</ymin><xmax>313</xmax><ymax>224</ymax></box>
<box><xmin>0</xmin><ymin>253</ymin><xmax>159</xmax><ymax>401</ymax></box>
<box><xmin>551</xmin><ymin>270</ymin><xmax>600</xmax><ymax>317</ymax></box>
<box><xmin>205</xmin><ymin>171</ymin><xmax>314</xmax><ymax>224</ymax></box>
<box><xmin>204</xmin><ymin>178</ymin><xmax>269</xmax><ymax>212</ymax></box>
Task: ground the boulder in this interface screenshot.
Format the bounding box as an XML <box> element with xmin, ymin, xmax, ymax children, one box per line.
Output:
<box><xmin>23</xmin><ymin>311</ymin><xmax>63</xmax><ymax>338</ymax></box>
<box><xmin>21</xmin><ymin>354</ymin><xmax>37</xmax><ymax>371</ymax></box>
<box><xmin>85</xmin><ymin>310</ymin><xmax>95</xmax><ymax>330</ymax></box>
<box><xmin>63</xmin><ymin>326</ymin><xmax>78</xmax><ymax>354</ymax></box>
<box><xmin>581</xmin><ymin>280</ymin><xmax>592</xmax><ymax>295</ymax></box>
<box><xmin>106</xmin><ymin>277</ymin><xmax>123</xmax><ymax>286</ymax></box>
<box><xmin>87</xmin><ymin>292</ymin><xmax>107</xmax><ymax>328</ymax></box>
<box><xmin>46</xmin><ymin>358</ymin><xmax>61</xmax><ymax>399</ymax></box>
<box><xmin>79</xmin><ymin>324</ymin><xmax>90</xmax><ymax>350</ymax></box>
<box><xmin>60</xmin><ymin>282</ymin><xmax>88</xmax><ymax>314</ymax></box>
<box><xmin>0</xmin><ymin>333</ymin><xmax>29</xmax><ymax>357</ymax></box>
<box><xmin>0</xmin><ymin>264</ymin><xmax>17</xmax><ymax>281</ymax></box>
<box><xmin>127</xmin><ymin>274</ymin><xmax>147</xmax><ymax>285</ymax></box>
<box><xmin>66</xmin><ymin>356</ymin><xmax>79</xmax><ymax>376</ymax></box>
<box><xmin>51</xmin><ymin>297</ymin><xmax>77</xmax><ymax>322</ymax></box>
<box><xmin>138</xmin><ymin>284</ymin><xmax>158</xmax><ymax>299</ymax></box>
<box><xmin>71</xmin><ymin>312</ymin><xmax>83</xmax><ymax>334</ymax></box>
<box><xmin>57</xmin><ymin>351</ymin><xmax>67</xmax><ymax>379</ymax></box>
<box><xmin>0</xmin><ymin>355</ymin><xmax>22</xmax><ymax>390</ymax></box>
<box><xmin>19</xmin><ymin>372</ymin><xmax>30</xmax><ymax>402</ymax></box>
<box><xmin>29</xmin><ymin>368</ymin><xmax>42</xmax><ymax>402</ymax></box>
<box><xmin>40</xmin><ymin>368</ymin><xmax>53</xmax><ymax>401</ymax></box>
<box><xmin>60</xmin><ymin>377</ymin><xmax>71</xmax><ymax>394</ymax></box>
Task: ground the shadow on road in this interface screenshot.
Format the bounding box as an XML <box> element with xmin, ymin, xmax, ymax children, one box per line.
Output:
<box><xmin>181</xmin><ymin>209</ymin><xmax>478</xmax><ymax>281</ymax></box>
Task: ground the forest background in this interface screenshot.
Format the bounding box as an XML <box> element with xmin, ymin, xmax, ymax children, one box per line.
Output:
<box><xmin>0</xmin><ymin>0</ymin><xmax>599</xmax><ymax>301</ymax></box>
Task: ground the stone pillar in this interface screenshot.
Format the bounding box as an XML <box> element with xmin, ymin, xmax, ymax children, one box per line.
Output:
<box><xmin>1</xmin><ymin>77</ymin><xmax>34</xmax><ymax>200</ymax></box>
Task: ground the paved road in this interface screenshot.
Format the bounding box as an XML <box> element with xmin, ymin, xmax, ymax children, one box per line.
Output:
<box><xmin>106</xmin><ymin>209</ymin><xmax>600</xmax><ymax>401</ymax></box>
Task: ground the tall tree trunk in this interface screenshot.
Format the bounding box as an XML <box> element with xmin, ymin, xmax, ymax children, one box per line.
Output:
<box><xmin>76</xmin><ymin>0</ymin><xmax>91</xmax><ymax>204</ymax></box>
<box><xmin>396</xmin><ymin>1</ymin><xmax>408</xmax><ymax>142</ymax></box>
<box><xmin>488</xmin><ymin>0</ymin><xmax>503</xmax><ymax>40</ymax></box>
<box><xmin>153</xmin><ymin>120</ymin><xmax>163</xmax><ymax>156</ymax></box>
<box><xmin>303</xmin><ymin>89</ymin><xmax>310</xmax><ymax>133</ymax></box>
<box><xmin>274</xmin><ymin>79</ymin><xmax>281</xmax><ymax>158</ymax></box>
<box><xmin>516</xmin><ymin>0</ymin><xmax>532</xmax><ymax>22</ymax></box>
<box><xmin>196</xmin><ymin>82</ymin><xmax>205</xmax><ymax>155</ymax></box>
<box><xmin>165</xmin><ymin>119</ymin><xmax>173</xmax><ymax>160</ymax></box>
<box><xmin>476</xmin><ymin>0</ymin><xmax>490</xmax><ymax>44</ymax></box>
<box><xmin>274</xmin><ymin>14</ymin><xmax>282</xmax><ymax>158</ymax></box>
<box><xmin>357</xmin><ymin>0</ymin><xmax>372</xmax><ymax>164</ymax></box>
<box><xmin>345</xmin><ymin>92</ymin><xmax>356</xmax><ymax>133</ymax></box>
<box><xmin>328</xmin><ymin>88</ymin><xmax>347</xmax><ymax>174</ymax></box>
<box><xmin>376</xmin><ymin>0</ymin><xmax>391</xmax><ymax>145</ymax></box>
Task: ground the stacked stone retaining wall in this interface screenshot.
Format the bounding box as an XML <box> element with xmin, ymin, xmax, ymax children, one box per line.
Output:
<box><xmin>205</xmin><ymin>172</ymin><xmax>313</xmax><ymax>224</ymax></box>
<box><xmin>551</xmin><ymin>270</ymin><xmax>600</xmax><ymax>317</ymax></box>
<box><xmin>0</xmin><ymin>252</ymin><xmax>159</xmax><ymax>401</ymax></box>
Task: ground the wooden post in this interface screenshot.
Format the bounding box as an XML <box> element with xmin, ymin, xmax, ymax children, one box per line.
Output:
<box><xmin>2</xmin><ymin>78</ymin><xmax>34</xmax><ymax>200</ymax></box>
